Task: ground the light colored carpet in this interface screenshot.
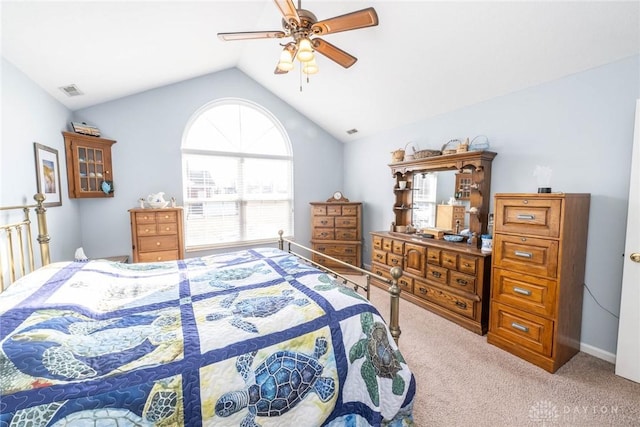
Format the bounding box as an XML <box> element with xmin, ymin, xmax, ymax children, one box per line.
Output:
<box><xmin>363</xmin><ymin>281</ymin><xmax>640</xmax><ymax>426</ymax></box>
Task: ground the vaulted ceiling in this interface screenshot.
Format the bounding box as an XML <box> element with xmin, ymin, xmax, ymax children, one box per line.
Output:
<box><xmin>2</xmin><ymin>1</ymin><xmax>639</xmax><ymax>142</ymax></box>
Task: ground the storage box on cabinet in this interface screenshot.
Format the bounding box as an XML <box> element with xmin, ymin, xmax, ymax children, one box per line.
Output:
<box><xmin>370</xmin><ymin>231</ymin><xmax>492</xmax><ymax>334</ymax></box>
<box><xmin>487</xmin><ymin>193</ymin><xmax>590</xmax><ymax>373</ymax></box>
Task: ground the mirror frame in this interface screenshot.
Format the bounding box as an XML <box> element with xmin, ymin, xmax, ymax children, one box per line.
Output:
<box><xmin>389</xmin><ymin>150</ymin><xmax>497</xmax><ymax>239</ymax></box>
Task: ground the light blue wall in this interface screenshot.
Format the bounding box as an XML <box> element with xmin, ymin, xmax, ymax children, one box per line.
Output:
<box><xmin>1</xmin><ymin>58</ymin><xmax>81</xmax><ymax>262</ymax></box>
<box><xmin>344</xmin><ymin>55</ymin><xmax>640</xmax><ymax>356</ymax></box>
<box><xmin>72</xmin><ymin>68</ymin><xmax>344</xmax><ymax>259</ymax></box>
<box><xmin>3</xmin><ymin>53</ymin><xmax>639</xmax><ymax>357</ymax></box>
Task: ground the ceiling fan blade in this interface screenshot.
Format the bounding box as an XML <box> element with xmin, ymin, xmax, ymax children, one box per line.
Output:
<box><xmin>312</xmin><ymin>38</ymin><xmax>357</xmax><ymax>68</ymax></box>
<box><xmin>273</xmin><ymin>0</ymin><xmax>300</xmax><ymax>27</ymax></box>
<box><xmin>218</xmin><ymin>31</ymin><xmax>285</xmax><ymax>41</ymax></box>
<box><xmin>311</xmin><ymin>7</ymin><xmax>378</xmax><ymax>36</ymax></box>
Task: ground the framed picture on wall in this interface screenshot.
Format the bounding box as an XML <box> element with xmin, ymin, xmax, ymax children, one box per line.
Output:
<box><xmin>33</xmin><ymin>143</ymin><xmax>62</xmax><ymax>207</ymax></box>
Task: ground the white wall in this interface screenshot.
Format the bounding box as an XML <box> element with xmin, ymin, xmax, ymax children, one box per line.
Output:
<box><xmin>71</xmin><ymin>68</ymin><xmax>344</xmax><ymax>259</ymax></box>
<box><xmin>1</xmin><ymin>58</ymin><xmax>81</xmax><ymax>263</ymax></box>
<box><xmin>344</xmin><ymin>54</ymin><xmax>640</xmax><ymax>357</ymax></box>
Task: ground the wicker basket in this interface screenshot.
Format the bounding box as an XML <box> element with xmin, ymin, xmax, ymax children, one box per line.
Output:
<box><xmin>413</xmin><ymin>148</ymin><xmax>442</xmax><ymax>159</ymax></box>
<box><xmin>441</xmin><ymin>139</ymin><xmax>461</xmax><ymax>155</ymax></box>
<box><xmin>391</xmin><ymin>149</ymin><xmax>405</xmax><ymax>163</ymax></box>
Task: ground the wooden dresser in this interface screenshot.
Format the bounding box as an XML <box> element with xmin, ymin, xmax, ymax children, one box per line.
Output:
<box><xmin>371</xmin><ymin>231</ymin><xmax>492</xmax><ymax>334</ymax></box>
<box><xmin>129</xmin><ymin>207</ymin><xmax>185</xmax><ymax>263</ymax></box>
<box><xmin>487</xmin><ymin>193</ymin><xmax>590</xmax><ymax>372</ymax></box>
<box><xmin>310</xmin><ymin>200</ymin><xmax>362</xmax><ymax>273</ymax></box>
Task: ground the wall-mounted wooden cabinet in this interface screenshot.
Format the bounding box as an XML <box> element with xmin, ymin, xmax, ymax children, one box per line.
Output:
<box><xmin>63</xmin><ymin>131</ymin><xmax>116</xmax><ymax>198</ymax></box>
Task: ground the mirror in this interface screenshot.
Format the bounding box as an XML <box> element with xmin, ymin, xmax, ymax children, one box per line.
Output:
<box><xmin>390</xmin><ymin>150</ymin><xmax>496</xmax><ymax>240</ymax></box>
<box><xmin>411</xmin><ymin>170</ymin><xmax>471</xmax><ymax>232</ymax></box>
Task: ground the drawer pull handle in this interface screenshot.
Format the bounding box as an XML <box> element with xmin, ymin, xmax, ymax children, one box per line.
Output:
<box><xmin>463</xmin><ymin>263</ymin><xmax>471</xmax><ymax>267</ymax></box>
<box><xmin>432</xmin><ymin>271</ymin><xmax>441</xmax><ymax>278</ymax></box>
<box><xmin>419</xmin><ymin>287</ymin><xmax>427</xmax><ymax>294</ymax></box>
<box><xmin>400</xmin><ymin>280</ymin><xmax>408</xmax><ymax>286</ymax></box>
<box><xmin>517</xmin><ymin>214</ymin><xmax>535</xmax><ymax>220</ymax></box>
<box><xmin>455</xmin><ymin>301</ymin><xmax>467</xmax><ymax>309</ymax></box>
<box><xmin>514</xmin><ymin>251</ymin><xmax>533</xmax><ymax>259</ymax></box>
<box><xmin>511</xmin><ymin>322</ymin><xmax>529</xmax><ymax>333</ymax></box>
<box><xmin>513</xmin><ymin>287</ymin><xmax>532</xmax><ymax>296</ymax></box>
<box><xmin>376</xmin><ymin>272</ymin><xmax>383</xmax><ymax>276</ymax></box>
<box><xmin>392</xmin><ymin>259</ymin><xmax>399</xmax><ymax>265</ymax></box>
<box><xmin>456</xmin><ymin>279</ymin><xmax>468</xmax><ymax>286</ymax></box>
<box><xmin>376</xmin><ymin>254</ymin><xmax>383</xmax><ymax>260</ymax></box>
<box><xmin>321</xmin><ymin>220</ymin><xmax>328</xmax><ymax>225</ymax></box>
<box><xmin>156</xmin><ymin>242</ymin><xmax>161</xmax><ymax>246</ymax></box>
<box><xmin>345</xmin><ymin>249</ymin><xmax>353</xmax><ymax>253</ymax></box>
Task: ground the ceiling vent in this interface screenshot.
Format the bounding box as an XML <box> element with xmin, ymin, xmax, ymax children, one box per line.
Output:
<box><xmin>58</xmin><ymin>84</ymin><xmax>84</xmax><ymax>97</ymax></box>
<box><xmin>346</xmin><ymin>128</ymin><xmax>358</xmax><ymax>135</ymax></box>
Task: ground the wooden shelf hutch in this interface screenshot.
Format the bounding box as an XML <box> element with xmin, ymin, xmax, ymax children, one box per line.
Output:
<box><xmin>371</xmin><ymin>150</ymin><xmax>497</xmax><ymax>334</ymax></box>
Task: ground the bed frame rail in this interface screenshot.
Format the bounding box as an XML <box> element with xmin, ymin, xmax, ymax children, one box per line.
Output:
<box><xmin>277</xmin><ymin>231</ymin><xmax>403</xmax><ymax>343</ymax></box>
<box><xmin>0</xmin><ymin>194</ymin><xmax>50</xmax><ymax>291</ymax></box>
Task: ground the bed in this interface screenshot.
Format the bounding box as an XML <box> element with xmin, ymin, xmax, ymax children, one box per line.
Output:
<box><xmin>0</xmin><ymin>195</ymin><xmax>415</xmax><ymax>426</ymax></box>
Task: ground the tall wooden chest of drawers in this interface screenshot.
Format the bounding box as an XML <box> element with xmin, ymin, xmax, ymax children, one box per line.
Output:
<box><xmin>129</xmin><ymin>207</ymin><xmax>185</xmax><ymax>263</ymax></box>
<box><xmin>310</xmin><ymin>201</ymin><xmax>362</xmax><ymax>273</ymax></box>
<box><xmin>370</xmin><ymin>231</ymin><xmax>492</xmax><ymax>334</ymax></box>
<box><xmin>487</xmin><ymin>193</ymin><xmax>590</xmax><ymax>373</ymax></box>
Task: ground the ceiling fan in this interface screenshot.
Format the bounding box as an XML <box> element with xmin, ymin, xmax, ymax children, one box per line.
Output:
<box><xmin>217</xmin><ymin>0</ymin><xmax>379</xmax><ymax>75</ymax></box>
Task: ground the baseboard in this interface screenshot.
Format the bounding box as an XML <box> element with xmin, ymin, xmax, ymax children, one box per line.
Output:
<box><xmin>580</xmin><ymin>342</ymin><xmax>616</xmax><ymax>364</ymax></box>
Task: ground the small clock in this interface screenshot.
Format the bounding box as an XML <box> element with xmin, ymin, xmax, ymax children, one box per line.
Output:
<box><xmin>327</xmin><ymin>191</ymin><xmax>349</xmax><ymax>202</ymax></box>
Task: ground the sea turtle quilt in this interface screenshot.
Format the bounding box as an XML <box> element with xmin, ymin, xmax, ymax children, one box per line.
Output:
<box><xmin>0</xmin><ymin>247</ymin><xmax>415</xmax><ymax>426</ymax></box>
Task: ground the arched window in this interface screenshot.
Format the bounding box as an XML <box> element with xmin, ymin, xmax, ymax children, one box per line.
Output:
<box><xmin>181</xmin><ymin>99</ymin><xmax>293</xmax><ymax>249</ymax></box>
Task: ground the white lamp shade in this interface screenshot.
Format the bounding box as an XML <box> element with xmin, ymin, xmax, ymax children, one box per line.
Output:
<box><xmin>277</xmin><ymin>48</ymin><xmax>294</xmax><ymax>71</ymax></box>
<box><xmin>296</xmin><ymin>38</ymin><xmax>314</xmax><ymax>62</ymax></box>
<box><xmin>303</xmin><ymin>58</ymin><xmax>319</xmax><ymax>75</ymax></box>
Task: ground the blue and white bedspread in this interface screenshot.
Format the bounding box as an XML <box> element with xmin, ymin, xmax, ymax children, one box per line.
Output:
<box><xmin>0</xmin><ymin>247</ymin><xmax>415</xmax><ymax>426</ymax></box>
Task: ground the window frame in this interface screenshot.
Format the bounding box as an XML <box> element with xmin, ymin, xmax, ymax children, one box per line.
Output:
<box><xmin>181</xmin><ymin>98</ymin><xmax>294</xmax><ymax>251</ymax></box>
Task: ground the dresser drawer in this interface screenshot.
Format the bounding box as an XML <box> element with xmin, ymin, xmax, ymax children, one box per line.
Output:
<box><xmin>312</xmin><ymin>205</ymin><xmax>327</xmax><ymax>216</ymax></box>
<box><xmin>388</xmin><ymin>253</ymin><xmax>403</xmax><ymax>268</ymax></box>
<box><xmin>313</xmin><ymin>228</ymin><xmax>335</xmax><ymax>240</ymax></box>
<box><xmin>335</xmin><ymin>229</ymin><xmax>357</xmax><ymax>240</ymax></box>
<box><xmin>372</xmin><ymin>249</ymin><xmax>387</xmax><ymax>264</ymax></box>
<box><xmin>156</xmin><ymin>211</ymin><xmax>177</xmax><ymax>223</ymax></box>
<box><xmin>314</xmin><ymin>244</ymin><xmax>358</xmax><ymax>257</ymax></box>
<box><xmin>335</xmin><ymin>217</ymin><xmax>358</xmax><ymax>228</ymax></box>
<box><xmin>313</xmin><ymin>254</ymin><xmax>356</xmax><ymax>269</ymax></box>
<box><xmin>491</xmin><ymin>268</ymin><xmax>557</xmax><ymax>317</ymax></box>
<box><xmin>392</xmin><ymin>240</ymin><xmax>404</xmax><ymax>255</ymax></box>
<box><xmin>458</xmin><ymin>255</ymin><xmax>478</xmax><ymax>275</ymax></box>
<box><xmin>371</xmin><ymin>261</ymin><xmax>390</xmax><ymax>280</ymax></box>
<box><xmin>449</xmin><ymin>270</ymin><xmax>476</xmax><ymax>293</ymax></box>
<box><xmin>398</xmin><ymin>275</ymin><xmax>414</xmax><ymax>293</ymax></box>
<box><xmin>313</xmin><ymin>216</ymin><xmax>334</xmax><ymax>228</ymax></box>
<box><xmin>441</xmin><ymin>251</ymin><xmax>458</xmax><ymax>269</ymax></box>
<box><xmin>427</xmin><ymin>247</ymin><xmax>441</xmax><ymax>265</ymax></box>
<box><xmin>495</xmin><ymin>197</ymin><xmax>561</xmax><ymax>238</ymax></box>
<box><xmin>157</xmin><ymin>222</ymin><xmax>178</xmax><ymax>235</ymax></box>
<box><xmin>426</xmin><ymin>264</ymin><xmax>448</xmax><ymax>285</ymax></box>
<box><xmin>135</xmin><ymin>212</ymin><xmax>157</xmax><ymax>224</ymax></box>
<box><xmin>372</xmin><ymin>235</ymin><xmax>383</xmax><ymax>250</ymax></box>
<box><xmin>414</xmin><ymin>282</ymin><xmax>475</xmax><ymax>319</ymax></box>
<box><xmin>493</xmin><ymin>234</ymin><xmax>559</xmax><ymax>278</ymax></box>
<box><xmin>490</xmin><ymin>301</ymin><xmax>554</xmax><ymax>357</ymax></box>
<box><xmin>138</xmin><ymin>250</ymin><xmax>179</xmax><ymax>262</ymax></box>
<box><xmin>327</xmin><ymin>205</ymin><xmax>342</xmax><ymax>216</ymax></box>
<box><xmin>343</xmin><ymin>205</ymin><xmax>359</xmax><ymax>216</ymax></box>
<box><xmin>382</xmin><ymin>239</ymin><xmax>393</xmax><ymax>251</ymax></box>
<box><xmin>138</xmin><ymin>235</ymin><xmax>179</xmax><ymax>252</ymax></box>
<box><xmin>137</xmin><ymin>223</ymin><xmax>158</xmax><ymax>236</ymax></box>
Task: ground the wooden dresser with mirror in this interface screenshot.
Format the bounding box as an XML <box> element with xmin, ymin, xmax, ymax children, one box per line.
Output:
<box><xmin>370</xmin><ymin>150</ymin><xmax>497</xmax><ymax>334</ymax></box>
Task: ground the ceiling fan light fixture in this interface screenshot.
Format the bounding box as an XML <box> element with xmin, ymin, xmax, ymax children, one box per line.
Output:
<box><xmin>303</xmin><ymin>58</ymin><xmax>318</xmax><ymax>75</ymax></box>
<box><xmin>277</xmin><ymin>47</ymin><xmax>294</xmax><ymax>71</ymax></box>
<box><xmin>296</xmin><ymin>37</ymin><xmax>314</xmax><ymax>62</ymax></box>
